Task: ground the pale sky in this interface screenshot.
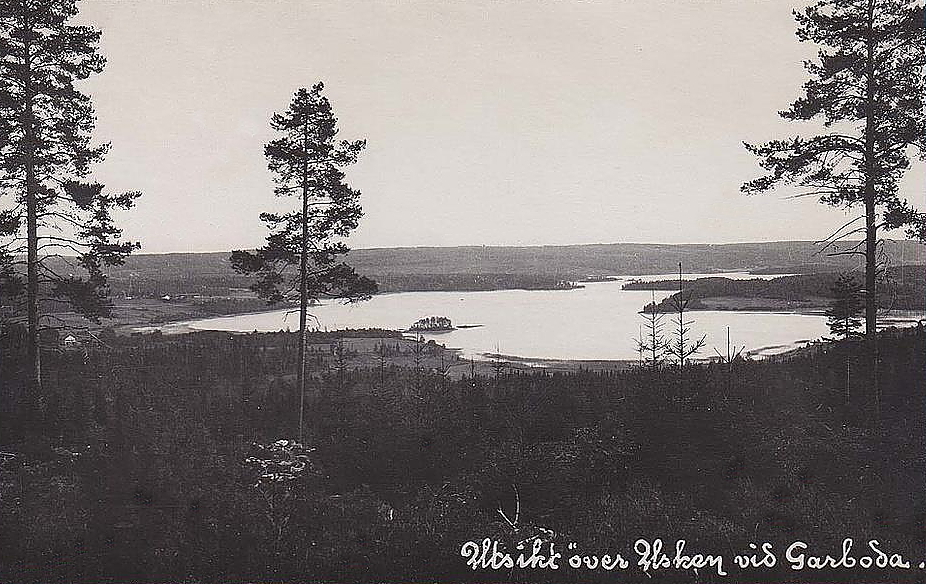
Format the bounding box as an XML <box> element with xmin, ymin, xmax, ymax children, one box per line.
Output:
<box><xmin>78</xmin><ymin>0</ymin><xmax>924</xmax><ymax>253</ymax></box>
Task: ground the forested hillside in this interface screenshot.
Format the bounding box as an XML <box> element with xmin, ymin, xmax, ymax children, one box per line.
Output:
<box><xmin>33</xmin><ymin>240</ymin><xmax>926</xmax><ymax>298</ymax></box>
<box><xmin>628</xmin><ymin>266</ymin><xmax>926</xmax><ymax>312</ymax></box>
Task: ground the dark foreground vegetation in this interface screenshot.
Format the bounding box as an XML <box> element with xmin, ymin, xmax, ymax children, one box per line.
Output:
<box><xmin>0</xmin><ymin>326</ymin><xmax>924</xmax><ymax>583</ymax></box>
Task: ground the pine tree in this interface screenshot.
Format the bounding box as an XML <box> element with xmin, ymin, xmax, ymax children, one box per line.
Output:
<box><xmin>826</xmin><ymin>273</ymin><xmax>865</xmax><ymax>405</ymax></box>
<box><xmin>826</xmin><ymin>273</ymin><xmax>864</xmax><ymax>340</ymax></box>
<box><xmin>636</xmin><ymin>289</ymin><xmax>669</xmax><ymax>369</ymax></box>
<box><xmin>231</xmin><ymin>83</ymin><xmax>376</xmax><ymax>442</ymax></box>
<box><xmin>666</xmin><ymin>263</ymin><xmax>706</xmax><ymax>369</ymax></box>
<box><xmin>742</xmin><ymin>0</ymin><xmax>926</xmax><ymax>340</ymax></box>
<box><xmin>0</xmin><ymin>0</ymin><xmax>141</xmax><ymax>391</ymax></box>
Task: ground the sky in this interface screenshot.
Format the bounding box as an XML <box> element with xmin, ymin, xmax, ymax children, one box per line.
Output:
<box><xmin>77</xmin><ymin>0</ymin><xmax>925</xmax><ymax>253</ymax></box>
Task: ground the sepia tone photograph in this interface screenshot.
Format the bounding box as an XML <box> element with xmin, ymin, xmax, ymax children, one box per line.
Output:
<box><xmin>0</xmin><ymin>0</ymin><xmax>924</xmax><ymax>582</ymax></box>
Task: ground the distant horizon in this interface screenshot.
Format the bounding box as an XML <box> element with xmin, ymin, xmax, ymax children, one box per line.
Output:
<box><xmin>115</xmin><ymin>238</ymin><xmax>925</xmax><ymax>257</ymax></box>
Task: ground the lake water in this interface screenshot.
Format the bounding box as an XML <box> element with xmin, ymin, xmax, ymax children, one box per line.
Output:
<box><xmin>158</xmin><ymin>272</ymin><xmax>836</xmax><ymax>361</ymax></box>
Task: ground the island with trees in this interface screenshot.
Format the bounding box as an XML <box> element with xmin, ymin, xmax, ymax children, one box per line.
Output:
<box><xmin>408</xmin><ymin>315</ymin><xmax>454</xmax><ymax>332</ymax></box>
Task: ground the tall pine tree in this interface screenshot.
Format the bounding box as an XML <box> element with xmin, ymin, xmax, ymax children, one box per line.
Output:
<box><xmin>231</xmin><ymin>83</ymin><xmax>376</xmax><ymax>442</ymax></box>
<box><xmin>742</xmin><ymin>0</ymin><xmax>925</xmax><ymax>341</ymax></box>
<box><xmin>0</xmin><ymin>0</ymin><xmax>141</xmax><ymax>391</ymax></box>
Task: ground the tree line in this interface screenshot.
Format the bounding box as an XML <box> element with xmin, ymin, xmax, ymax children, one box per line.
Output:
<box><xmin>628</xmin><ymin>267</ymin><xmax>926</xmax><ymax>312</ymax></box>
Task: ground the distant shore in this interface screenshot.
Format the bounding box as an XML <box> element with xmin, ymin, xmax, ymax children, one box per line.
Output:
<box><xmin>627</xmin><ymin>268</ymin><xmax>926</xmax><ymax>314</ymax></box>
<box><xmin>479</xmin><ymin>352</ymin><xmax>638</xmax><ymax>373</ymax></box>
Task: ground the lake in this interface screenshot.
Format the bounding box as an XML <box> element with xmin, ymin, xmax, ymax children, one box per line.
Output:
<box><xmin>157</xmin><ymin>272</ymin><xmax>836</xmax><ymax>361</ymax></box>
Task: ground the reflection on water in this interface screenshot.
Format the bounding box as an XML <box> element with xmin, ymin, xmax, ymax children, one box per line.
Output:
<box><xmin>166</xmin><ymin>273</ymin><xmax>835</xmax><ymax>361</ymax></box>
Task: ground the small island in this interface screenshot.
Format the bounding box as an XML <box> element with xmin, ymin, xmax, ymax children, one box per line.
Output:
<box><xmin>408</xmin><ymin>316</ymin><xmax>454</xmax><ymax>332</ymax></box>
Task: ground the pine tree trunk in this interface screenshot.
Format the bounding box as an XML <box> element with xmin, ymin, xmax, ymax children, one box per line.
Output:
<box><xmin>297</xmin><ymin>121</ymin><xmax>309</xmax><ymax>443</ymax></box>
<box><xmin>26</xmin><ymin>128</ymin><xmax>39</xmax><ymax>393</ymax></box>
<box><xmin>864</xmin><ymin>186</ymin><xmax>876</xmax><ymax>339</ymax></box>
<box><xmin>23</xmin><ymin>6</ymin><xmax>40</xmax><ymax>394</ymax></box>
<box><xmin>863</xmin><ymin>0</ymin><xmax>880</xmax><ymax>419</ymax></box>
<box><xmin>863</xmin><ymin>0</ymin><xmax>877</xmax><ymax>341</ymax></box>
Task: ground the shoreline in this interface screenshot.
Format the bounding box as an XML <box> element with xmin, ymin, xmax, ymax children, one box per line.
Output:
<box><xmin>113</xmin><ymin>293</ymin><xmax>923</xmax><ymax>375</ymax></box>
<box><xmin>478</xmin><ymin>351</ymin><xmax>639</xmax><ymax>373</ymax></box>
